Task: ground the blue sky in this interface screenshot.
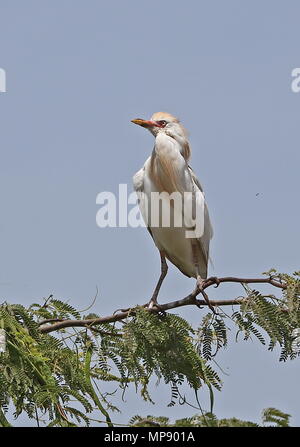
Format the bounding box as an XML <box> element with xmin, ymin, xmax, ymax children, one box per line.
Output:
<box><xmin>0</xmin><ymin>0</ymin><xmax>299</xmax><ymax>426</ymax></box>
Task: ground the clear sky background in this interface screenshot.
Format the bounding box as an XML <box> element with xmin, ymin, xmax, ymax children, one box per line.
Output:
<box><xmin>0</xmin><ymin>0</ymin><xmax>299</xmax><ymax>426</ymax></box>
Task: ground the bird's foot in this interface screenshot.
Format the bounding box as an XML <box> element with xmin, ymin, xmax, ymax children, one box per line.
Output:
<box><xmin>206</xmin><ymin>276</ymin><xmax>221</xmax><ymax>288</ymax></box>
<box><xmin>147</xmin><ymin>296</ymin><xmax>164</xmax><ymax>313</ymax></box>
<box><xmin>196</xmin><ymin>277</ymin><xmax>217</xmax><ymax>314</ymax></box>
<box><xmin>113</xmin><ymin>307</ymin><xmax>130</xmax><ymax>315</ymax></box>
<box><xmin>196</xmin><ymin>277</ymin><xmax>206</xmax><ymax>292</ymax></box>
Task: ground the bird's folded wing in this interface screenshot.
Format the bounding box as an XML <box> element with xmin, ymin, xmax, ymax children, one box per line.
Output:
<box><xmin>133</xmin><ymin>165</ymin><xmax>154</xmax><ymax>239</ymax></box>
<box><xmin>187</xmin><ymin>165</ymin><xmax>214</xmax><ymax>239</ymax></box>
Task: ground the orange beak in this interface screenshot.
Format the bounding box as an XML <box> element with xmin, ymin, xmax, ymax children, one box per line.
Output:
<box><xmin>131</xmin><ymin>118</ymin><xmax>160</xmax><ymax>128</ymax></box>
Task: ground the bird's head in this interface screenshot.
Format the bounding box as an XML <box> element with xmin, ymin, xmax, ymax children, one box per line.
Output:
<box><xmin>131</xmin><ymin>112</ymin><xmax>188</xmax><ymax>139</ymax></box>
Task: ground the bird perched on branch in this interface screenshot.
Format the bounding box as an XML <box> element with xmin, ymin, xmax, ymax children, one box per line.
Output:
<box><xmin>132</xmin><ymin>112</ymin><xmax>213</xmax><ymax>309</ymax></box>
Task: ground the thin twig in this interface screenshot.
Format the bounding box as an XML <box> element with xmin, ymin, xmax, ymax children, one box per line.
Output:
<box><xmin>38</xmin><ymin>276</ymin><xmax>287</xmax><ymax>334</ymax></box>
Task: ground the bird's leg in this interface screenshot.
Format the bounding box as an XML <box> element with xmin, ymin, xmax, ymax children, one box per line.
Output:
<box><xmin>148</xmin><ymin>251</ymin><xmax>168</xmax><ymax>309</ymax></box>
<box><xmin>190</xmin><ymin>241</ymin><xmax>216</xmax><ymax>314</ymax></box>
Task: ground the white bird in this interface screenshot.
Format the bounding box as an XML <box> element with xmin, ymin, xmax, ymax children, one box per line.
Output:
<box><xmin>132</xmin><ymin>112</ymin><xmax>213</xmax><ymax>308</ymax></box>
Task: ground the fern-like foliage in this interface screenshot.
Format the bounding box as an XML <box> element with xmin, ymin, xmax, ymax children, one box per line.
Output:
<box><xmin>0</xmin><ymin>303</ymin><xmax>220</xmax><ymax>426</ymax></box>
<box><xmin>196</xmin><ymin>271</ymin><xmax>300</xmax><ymax>362</ymax></box>
<box><xmin>0</xmin><ymin>303</ymin><xmax>97</xmax><ymax>427</ymax></box>
<box><xmin>261</xmin><ymin>407</ymin><xmax>291</xmax><ymax>427</ymax></box>
<box><xmin>129</xmin><ymin>407</ymin><xmax>291</xmax><ymax>427</ymax></box>
<box><xmin>120</xmin><ymin>308</ymin><xmax>221</xmax><ymax>398</ymax></box>
<box><xmin>0</xmin><ymin>270</ymin><xmax>299</xmax><ymax>426</ymax></box>
<box><xmin>233</xmin><ymin>272</ymin><xmax>300</xmax><ymax>361</ymax></box>
<box><xmin>196</xmin><ymin>314</ymin><xmax>228</xmax><ymax>360</ymax></box>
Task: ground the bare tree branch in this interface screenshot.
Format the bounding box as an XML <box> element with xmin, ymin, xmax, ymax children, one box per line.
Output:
<box><xmin>38</xmin><ymin>276</ymin><xmax>287</xmax><ymax>334</ymax></box>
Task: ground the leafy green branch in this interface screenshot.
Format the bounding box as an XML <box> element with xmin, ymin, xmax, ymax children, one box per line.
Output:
<box><xmin>38</xmin><ymin>272</ymin><xmax>289</xmax><ymax>334</ymax></box>
<box><xmin>129</xmin><ymin>407</ymin><xmax>291</xmax><ymax>427</ymax></box>
<box><xmin>0</xmin><ymin>270</ymin><xmax>299</xmax><ymax>426</ymax></box>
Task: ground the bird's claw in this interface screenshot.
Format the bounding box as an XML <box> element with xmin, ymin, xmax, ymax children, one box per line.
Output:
<box><xmin>113</xmin><ymin>307</ymin><xmax>130</xmax><ymax>315</ymax></box>
<box><xmin>206</xmin><ymin>276</ymin><xmax>220</xmax><ymax>288</ymax></box>
<box><xmin>194</xmin><ymin>299</ymin><xmax>204</xmax><ymax>309</ymax></box>
<box><xmin>146</xmin><ymin>299</ymin><xmax>166</xmax><ymax>315</ymax></box>
<box><xmin>196</xmin><ymin>277</ymin><xmax>217</xmax><ymax>315</ymax></box>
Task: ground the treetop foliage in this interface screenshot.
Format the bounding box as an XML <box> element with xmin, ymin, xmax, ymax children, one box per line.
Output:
<box><xmin>0</xmin><ymin>270</ymin><xmax>299</xmax><ymax>426</ymax></box>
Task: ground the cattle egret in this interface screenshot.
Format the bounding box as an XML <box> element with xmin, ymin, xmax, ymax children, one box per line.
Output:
<box><xmin>132</xmin><ymin>112</ymin><xmax>213</xmax><ymax>309</ymax></box>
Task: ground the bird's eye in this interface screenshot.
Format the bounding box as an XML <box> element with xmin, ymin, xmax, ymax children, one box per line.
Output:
<box><xmin>157</xmin><ymin>120</ymin><xmax>167</xmax><ymax>127</ymax></box>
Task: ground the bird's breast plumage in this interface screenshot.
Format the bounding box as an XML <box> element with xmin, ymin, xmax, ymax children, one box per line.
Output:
<box><xmin>133</xmin><ymin>134</ymin><xmax>212</xmax><ymax>279</ymax></box>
